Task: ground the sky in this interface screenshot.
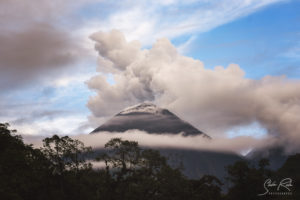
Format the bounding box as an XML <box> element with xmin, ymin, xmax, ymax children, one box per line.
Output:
<box><xmin>1</xmin><ymin>0</ymin><xmax>300</xmax><ymax>152</ymax></box>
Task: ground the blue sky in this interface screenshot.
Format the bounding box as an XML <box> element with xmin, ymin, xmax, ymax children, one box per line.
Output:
<box><xmin>185</xmin><ymin>1</ymin><xmax>300</xmax><ymax>79</ymax></box>
<box><xmin>1</xmin><ymin>0</ymin><xmax>300</xmax><ymax>138</ymax></box>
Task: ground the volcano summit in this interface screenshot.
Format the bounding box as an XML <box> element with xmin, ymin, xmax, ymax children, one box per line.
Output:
<box><xmin>91</xmin><ymin>102</ymin><xmax>209</xmax><ymax>137</ymax></box>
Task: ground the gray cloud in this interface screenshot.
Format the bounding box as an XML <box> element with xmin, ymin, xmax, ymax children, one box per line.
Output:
<box><xmin>0</xmin><ymin>99</ymin><xmax>65</xmax><ymax>124</ymax></box>
<box><xmin>0</xmin><ymin>24</ymin><xmax>80</xmax><ymax>89</ymax></box>
<box><xmin>87</xmin><ymin>30</ymin><xmax>300</xmax><ymax>152</ymax></box>
<box><xmin>12</xmin><ymin>110</ymin><xmax>71</xmax><ymax>125</ymax></box>
<box><xmin>0</xmin><ymin>0</ymin><xmax>86</xmax><ymax>90</ymax></box>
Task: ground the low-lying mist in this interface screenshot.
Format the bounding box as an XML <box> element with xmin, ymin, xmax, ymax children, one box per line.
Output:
<box><xmin>24</xmin><ymin>130</ymin><xmax>281</xmax><ymax>156</ymax></box>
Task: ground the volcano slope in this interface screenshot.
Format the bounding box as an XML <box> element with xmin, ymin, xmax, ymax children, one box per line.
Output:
<box><xmin>91</xmin><ymin>103</ymin><xmax>243</xmax><ymax>180</ymax></box>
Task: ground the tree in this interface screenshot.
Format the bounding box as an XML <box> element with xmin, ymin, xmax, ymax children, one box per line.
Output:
<box><xmin>188</xmin><ymin>175</ymin><xmax>223</xmax><ymax>200</ymax></box>
<box><xmin>225</xmin><ymin>159</ymin><xmax>274</xmax><ymax>200</ymax></box>
<box><xmin>0</xmin><ymin>123</ymin><xmax>51</xmax><ymax>200</ymax></box>
<box><xmin>97</xmin><ymin>138</ymin><xmax>190</xmax><ymax>200</ymax></box>
<box><xmin>41</xmin><ymin>135</ymin><xmax>94</xmax><ymax>200</ymax></box>
<box><xmin>42</xmin><ymin>135</ymin><xmax>93</xmax><ymax>175</ymax></box>
<box><xmin>276</xmin><ymin>154</ymin><xmax>300</xmax><ymax>200</ymax></box>
<box><xmin>100</xmin><ymin>138</ymin><xmax>141</xmax><ymax>176</ymax></box>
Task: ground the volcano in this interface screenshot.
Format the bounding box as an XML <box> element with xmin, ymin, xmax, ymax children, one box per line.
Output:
<box><xmin>91</xmin><ymin>102</ymin><xmax>210</xmax><ymax>138</ymax></box>
<box><xmin>91</xmin><ymin>102</ymin><xmax>242</xmax><ymax>180</ymax></box>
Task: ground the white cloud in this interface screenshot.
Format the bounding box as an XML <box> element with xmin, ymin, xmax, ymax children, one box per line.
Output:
<box><xmin>51</xmin><ymin>73</ymin><xmax>94</xmax><ymax>88</ymax></box>
<box><xmin>177</xmin><ymin>35</ymin><xmax>197</xmax><ymax>54</ymax></box>
<box><xmin>78</xmin><ymin>0</ymin><xmax>286</xmax><ymax>47</ymax></box>
<box><xmin>87</xmin><ymin>30</ymin><xmax>300</xmax><ymax>153</ymax></box>
<box><xmin>14</xmin><ymin>115</ymin><xmax>91</xmax><ymax>136</ymax></box>
<box><xmin>1</xmin><ymin>0</ymin><xmax>290</xmax><ymax>143</ymax></box>
<box><xmin>26</xmin><ymin>130</ymin><xmax>280</xmax><ymax>155</ymax></box>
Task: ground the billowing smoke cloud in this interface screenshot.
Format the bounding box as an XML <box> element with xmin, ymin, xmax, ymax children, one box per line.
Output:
<box><xmin>87</xmin><ymin>30</ymin><xmax>300</xmax><ymax>152</ymax></box>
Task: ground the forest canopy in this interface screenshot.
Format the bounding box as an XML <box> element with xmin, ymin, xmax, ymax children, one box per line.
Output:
<box><xmin>0</xmin><ymin>123</ymin><xmax>299</xmax><ymax>200</ymax></box>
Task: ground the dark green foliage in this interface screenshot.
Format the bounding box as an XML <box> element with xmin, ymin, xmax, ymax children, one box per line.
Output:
<box><xmin>1</xmin><ymin>122</ymin><xmax>299</xmax><ymax>200</ymax></box>
<box><xmin>225</xmin><ymin>159</ymin><xmax>274</xmax><ymax>200</ymax></box>
<box><xmin>0</xmin><ymin>123</ymin><xmax>50</xmax><ymax>200</ymax></box>
<box><xmin>97</xmin><ymin>138</ymin><xmax>190</xmax><ymax>200</ymax></box>
<box><xmin>42</xmin><ymin>135</ymin><xmax>93</xmax><ymax>175</ymax></box>
<box><xmin>188</xmin><ymin>175</ymin><xmax>223</xmax><ymax>200</ymax></box>
<box><xmin>275</xmin><ymin>154</ymin><xmax>300</xmax><ymax>199</ymax></box>
<box><xmin>225</xmin><ymin>155</ymin><xmax>300</xmax><ymax>200</ymax></box>
<box><xmin>0</xmin><ymin>123</ymin><xmax>95</xmax><ymax>200</ymax></box>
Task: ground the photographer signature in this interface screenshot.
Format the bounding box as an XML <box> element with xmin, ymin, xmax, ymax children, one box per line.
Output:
<box><xmin>258</xmin><ymin>178</ymin><xmax>293</xmax><ymax>196</ymax></box>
